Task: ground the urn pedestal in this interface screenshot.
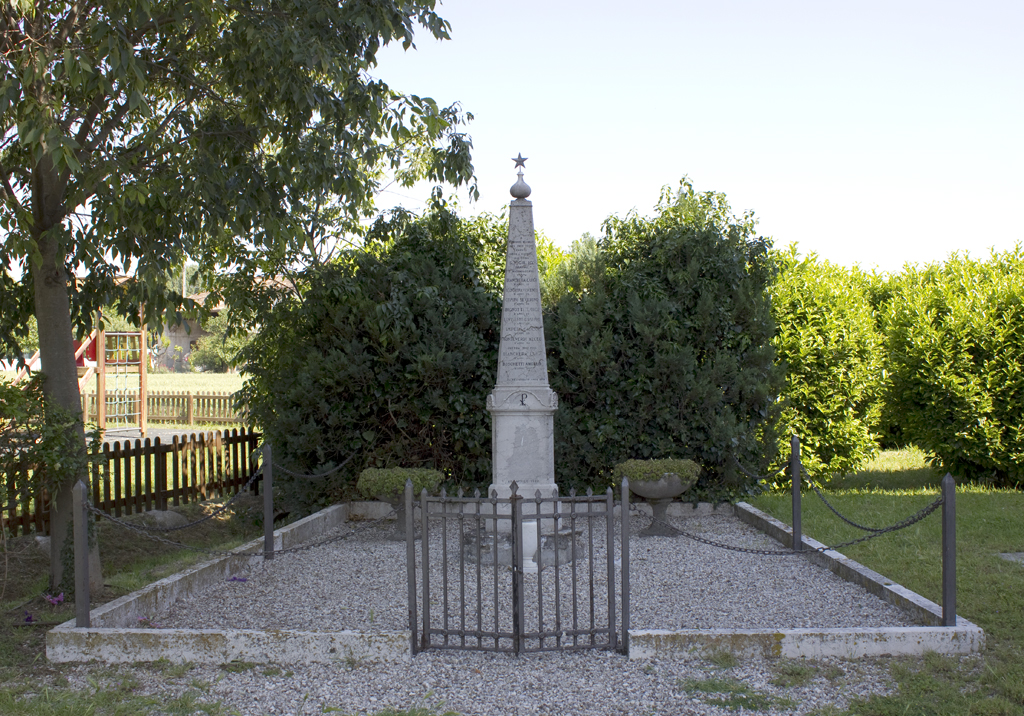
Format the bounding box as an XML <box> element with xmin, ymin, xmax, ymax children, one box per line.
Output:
<box><xmin>629</xmin><ymin>475</ymin><xmax>689</xmax><ymax>537</ymax></box>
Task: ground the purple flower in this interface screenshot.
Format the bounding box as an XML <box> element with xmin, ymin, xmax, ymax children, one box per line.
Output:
<box><xmin>43</xmin><ymin>592</ymin><xmax>64</xmax><ymax>606</ymax></box>
<box><xmin>24</xmin><ymin>611</ymin><xmax>34</xmax><ymax>623</ymax></box>
<box><xmin>226</xmin><ymin>576</ymin><xmax>248</xmax><ymax>582</ymax></box>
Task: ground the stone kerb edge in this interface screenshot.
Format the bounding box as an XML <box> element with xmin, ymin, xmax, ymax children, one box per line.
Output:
<box><xmin>49</xmin><ymin>499</ymin><xmax>985</xmax><ymax>664</ymax></box>
<box><xmin>629</xmin><ymin>626</ymin><xmax>984</xmax><ymax>660</ymax></box>
<box><xmin>46</xmin><ymin>628</ymin><xmax>408</xmax><ymax>666</ymax></box>
<box><xmin>629</xmin><ymin>502</ymin><xmax>984</xmax><ymax>660</ymax></box>
<box><xmin>47</xmin><ymin>503</ymin><xmax>360</xmax><ymax>663</ymax></box>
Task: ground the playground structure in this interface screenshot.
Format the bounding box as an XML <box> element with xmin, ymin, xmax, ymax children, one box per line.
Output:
<box><xmin>14</xmin><ymin>311</ymin><xmax>149</xmax><ymax>438</ymax></box>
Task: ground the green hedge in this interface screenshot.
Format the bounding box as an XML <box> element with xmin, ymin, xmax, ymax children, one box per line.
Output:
<box><xmin>883</xmin><ymin>251</ymin><xmax>1024</xmax><ymax>487</ymax></box>
<box><xmin>357</xmin><ymin>467</ymin><xmax>442</xmax><ymax>500</ymax></box>
<box><xmin>770</xmin><ymin>250</ymin><xmax>884</xmax><ymax>479</ymax></box>
<box><xmin>238</xmin><ymin>208</ymin><xmax>502</xmax><ymax>514</ymax></box>
<box><xmin>545</xmin><ymin>180</ymin><xmax>781</xmax><ymax>499</ymax></box>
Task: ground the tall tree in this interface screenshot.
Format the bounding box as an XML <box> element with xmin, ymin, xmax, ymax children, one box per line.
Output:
<box><xmin>0</xmin><ymin>0</ymin><xmax>475</xmax><ymax>588</ymax></box>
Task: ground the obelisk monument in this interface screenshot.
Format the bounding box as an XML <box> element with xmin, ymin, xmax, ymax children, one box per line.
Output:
<box><xmin>487</xmin><ymin>155</ymin><xmax>559</xmax><ymax>521</ymax></box>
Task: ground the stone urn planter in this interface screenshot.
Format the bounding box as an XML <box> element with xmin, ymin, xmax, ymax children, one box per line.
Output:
<box><xmin>356</xmin><ymin>467</ymin><xmax>442</xmax><ymax>541</ymax></box>
<box><xmin>615</xmin><ymin>459</ymin><xmax>700</xmax><ymax>537</ymax></box>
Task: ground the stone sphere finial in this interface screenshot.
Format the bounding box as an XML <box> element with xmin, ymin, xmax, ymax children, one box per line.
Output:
<box><xmin>510</xmin><ymin>169</ymin><xmax>531</xmax><ymax>199</ymax></box>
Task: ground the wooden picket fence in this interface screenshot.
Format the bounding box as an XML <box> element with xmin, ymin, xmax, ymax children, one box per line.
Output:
<box><xmin>81</xmin><ymin>391</ymin><xmax>240</xmax><ymax>425</ymax></box>
<box><xmin>1</xmin><ymin>428</ymin><xmax>261</xmax><ymax>537</ymax></box>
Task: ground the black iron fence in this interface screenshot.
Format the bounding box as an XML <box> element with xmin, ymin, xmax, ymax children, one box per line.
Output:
<box><xmin>406</xmin><ymin>481</ymin><xmax>631</xmax><ymax>656</ymax></box>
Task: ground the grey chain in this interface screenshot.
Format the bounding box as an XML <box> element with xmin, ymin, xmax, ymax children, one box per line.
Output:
<box><xmin>733</xmin><ymin>456</ymin><xmax>930</xmax><ymax>535</ymax></box>
<box><xmin>85</xmin><ymin>502</ymin><xmax>257</xmax><ymax>556</ymax></box>
<box><xmin>628</xmin><ymin>494</ymin><xmax>944</xmax><ymax>556</ymax></box>
<box><xmin>805</xmin><ymin>477</ymin><xmax>888</xmax><ymax>533</ymax></box>
<box><xmin>85</xmin><ymin>499</ymin><xmax>399</xmax><ymax>558</ymax></box>
<box><xmin>731</xmin><ymin>455</ymin><xmax>781</xmax><ymax>483</ymax></box>
<box><xmin>272</xmin><ymin>448</ymin><xmax>358</xmax><ymax>480</ymax></box>
<box><xmin>93</xmin><ymin>469</ymin><xmax>264</xmax><ymax>534</ymax></box>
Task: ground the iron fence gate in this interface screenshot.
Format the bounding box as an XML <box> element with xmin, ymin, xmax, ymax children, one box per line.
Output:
<box><xmin>406</xmin><ymin>481</ymin><xmax>630</xmax><ymax>656</ymax></box>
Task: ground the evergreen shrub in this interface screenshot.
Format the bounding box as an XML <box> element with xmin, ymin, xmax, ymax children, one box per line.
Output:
<box><xmin>770</xmin><ymin>250</ymin><xmax>884</xmax><ymax>479</ymax></box>
<box><xmin>357</xmin><ymin>467</ymin><xmax>442</xmax><ymax>500</ymax></box>
<box><xmin>883</xmin><ymin>250</ymin><xmax>1024</xmax><ymax>487</ymax></box>
<box><xmin>544</xmin><ymin>180</ymin><xmax>781</xmax><ymax>500</ymax></box>
<box><xmin>238</xmin><ymin>208</ymin><xmax>501</xmax><ymax>515</ymax></box>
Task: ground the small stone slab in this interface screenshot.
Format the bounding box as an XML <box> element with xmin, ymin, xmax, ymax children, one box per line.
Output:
<box><xmin>998</xmin><ymin>552</ymin><xmax>1024</xmax><ymax>565</ymax></box>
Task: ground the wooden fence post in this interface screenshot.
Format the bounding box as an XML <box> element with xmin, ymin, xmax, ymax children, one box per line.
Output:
<box><xmin>155</xmin><ymin>438</ymin><xmax>167</xmax><ymax>510</ymax></box>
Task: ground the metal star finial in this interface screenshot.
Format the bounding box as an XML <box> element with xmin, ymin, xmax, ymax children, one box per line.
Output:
<box><xmin>512</xmin><ymin>153</ymin><xmax>527</xmax><ymax>169</ymax></box>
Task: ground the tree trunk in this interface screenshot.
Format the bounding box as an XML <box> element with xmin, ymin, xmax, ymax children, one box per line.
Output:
<box><xmin>30</xmin><ymin>156</ymin><xmax>102</xmax><ymax>592</ymax></box>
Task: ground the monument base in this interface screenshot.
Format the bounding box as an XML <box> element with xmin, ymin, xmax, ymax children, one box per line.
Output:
<box><xmin>482</xmin><ymin>481</ymin><xmax>560</xmax><ymax>533</ymax></box>
<box><xmin>462</xmin><ymin>526</ymin><xmax>576</xmax><ymax>571</ymax></box>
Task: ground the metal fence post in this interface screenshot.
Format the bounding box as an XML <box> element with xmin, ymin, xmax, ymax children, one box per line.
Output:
<box><xmin>72</xmin><ymin>480</ymin><xmax>90</xmax><ymax>628</ymax></box>
<box><xmin>605</xmin><ymin>487</ymin><xmax>617</xmax><ymax>652</ymax></box>
<box><xmin>421</xmin><ymin>487</ymin><xmax>430</xmax><ymax>652</ymax></box>
<box><xmin>942</xmin><ymin>473</ymin><xmax>956</xmax><ymax>627</ymax></box>
<box><xmin>791</xmin><ymin>434</ymin><xmax>802</xmax><ymax>552</ymax></box>
<box><xmin>511</xmin><ymin>482</ymin><xmax>522</xmax><ymax>656</ymax></box>
<box><xmin>621</xmin><ymin>477</ymin><xmax>630</xmax><ymax>655</ymax></box>
<box><xmin>263</xmin><ymin>443</ymin><xmax>274</xmax><ymax>560</ymax></box>
<box><xmin>405</xmin><ymin>479</ymin><xmax>417</xmax><ymax>656</ymax></box>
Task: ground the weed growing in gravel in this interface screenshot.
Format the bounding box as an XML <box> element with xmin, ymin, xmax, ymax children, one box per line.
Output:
<box><xmin>704</xmin><ymin>649</ymin><xmax>740</xmax><ymax>668</ymax></box>
<box><xmin>0</xmin><ymin>680</ymin><xmax>225</xmax><ymax>715</ymax></box>
<box><xmin>189</xmin><ymin>677</ymin><xmax>212</xmax><ymax>692</ymax></box>
<box><xmin>167</xmin><ymin>661</ymin><xmax>196</xmax><ymax>679</ymax></box>
<box><xmin>770</xmin><ymin>658</ymin><xmax>818</xmax><ymax>687</ymax></box>
<box><xmin>324</xmin><ymin>705</ymin><xmax>459</xmax><ymax>716</ymax></box>
<box><xmin>679</xmin><ymin>676</ymin><xmax>788</xmax><ymax>712</ymax></box>
<box><xmin>262</xmin><ymin>666</ymin><xmax>282</xmax><ymax>676</ymax></box>
<box><xmin>805</xmin><ymin>706</ymin><xmax>845</xmax><ymax>716</ymax></box>
<box><xmin>821</xmin><ymin>664</ymin><xmax>845</xmax><ymax>681</ymax></box>
<box><xmin>219</xmin><ymin>660</ymin><xmax>257</xmax><ymax>673</ymax></box>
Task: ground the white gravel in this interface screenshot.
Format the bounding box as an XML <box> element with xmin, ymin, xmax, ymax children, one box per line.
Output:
<box><xmin>61</xmin><ymin>649</ymin><xmax>899</xmax><ymax>715</ymax></box>
<box><xmin>160</xmin><ymin>512</ymin><xmax>916</xmax><ymax>634</ymax></box>
<box><xmin>61</xmin><ymin>511</ymin><xmax>917</xmax><ymax>715</ymax></box>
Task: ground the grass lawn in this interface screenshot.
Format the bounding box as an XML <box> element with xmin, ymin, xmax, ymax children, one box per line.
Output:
<box><xmin>750</xmin><ymin>449</ymin><xmax>1024</xmax><ymax>715</ymax></box>
<box><xmin>3</xmin><ymin>371</ymin><xmax>244</xmax><ymax>394</ymax></box>
<box><xmin>83</xmin><ymin>372</ymin><xmax>245</xmax><ymax>394</ymax></box>
<box><xmin>0</xmin><ymin>496</ymin><xmax>264</xmax><ymax>715</ymax></box>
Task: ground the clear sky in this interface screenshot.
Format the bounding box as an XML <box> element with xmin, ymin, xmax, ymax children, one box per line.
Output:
<box><xmin>373</xmin><ymin>0</ymin><xmax>1023</xmax><ymax>273</ymax></box>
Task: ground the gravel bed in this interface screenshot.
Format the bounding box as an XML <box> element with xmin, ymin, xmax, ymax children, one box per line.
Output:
<box><xmin>160</xmin><ymin>512</ymin><xmax>917</xmax><ymax>633</ymax></box>
<box><xmin>60</xmin><ymin>650</ymin><xmax>899</xmax><ymax>715</ymax></box>
<box><xmin>58</xmin><ymin>511</ymin><xmax>918</xmax><ymax>715</ymax></box>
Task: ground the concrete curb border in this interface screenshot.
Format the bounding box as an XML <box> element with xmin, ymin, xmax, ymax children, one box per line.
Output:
<box><xmin>48</xmin><ymin>500</ymin><xmax>985</xmax><ymax>664</ymax></box>
<box><xmin>628</xmin><ymin>502</ymin><xmax>985</xmax><ymax>660</ymax></box>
